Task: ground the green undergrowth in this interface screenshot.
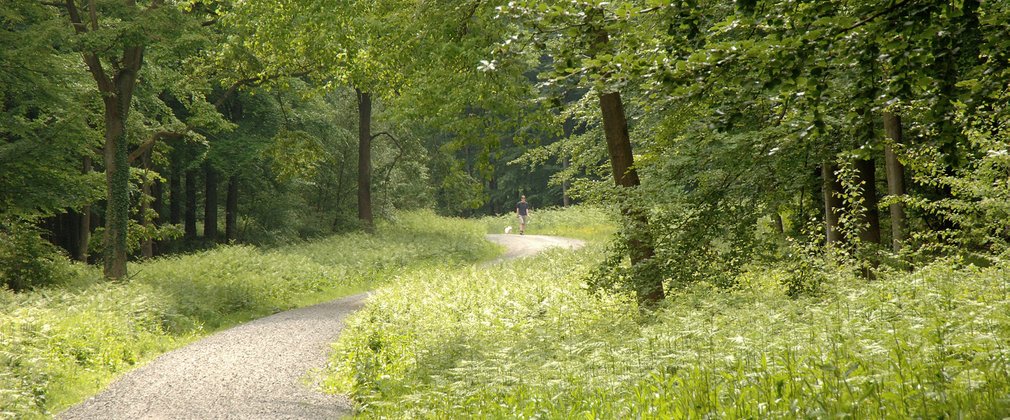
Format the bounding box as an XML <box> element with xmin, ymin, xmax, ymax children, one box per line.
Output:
<box><xmin>482</xmin><ymin>206</ymin><xmax>616</xmax><ymax>240</ymax></box>
<box><xmin>0</xmin><ymin>211</ymin><xmax>496</xmax><ymax>419</ymax></box>
<box><xmin>326</xmin><ymin>245</ymin><xmax>1010</xmax><ymax>418</ymax></box>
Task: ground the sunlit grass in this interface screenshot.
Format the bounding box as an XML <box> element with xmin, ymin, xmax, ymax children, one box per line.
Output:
<box><xmin>326</xmin><ymin>209</ymin><xmax>1010</xmax><ymax>418</ymax></box>
<box><xmin>0</xmin><ymin>210</ymin><xmax>495</xmax><ymax>418</ymax></box>
<box><xmin>481</xmin><ymin>205</ymin><xmax>617</xmax><ymax>241</ymax></box>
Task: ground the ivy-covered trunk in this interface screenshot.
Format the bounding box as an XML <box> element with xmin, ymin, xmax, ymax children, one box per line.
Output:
<box><xmin>102</xmin><ymin>95</ymin><xmax>131</xmax><ymax>279</ymax></box>
<box><xmin>66</xmin><ymin>1</ymin><xmax>146</xmax><ymax>279</ymax></box>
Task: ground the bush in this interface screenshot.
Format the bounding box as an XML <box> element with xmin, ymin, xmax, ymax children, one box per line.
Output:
<box><xmin>0</xmin><ymin>218</ymin><xmax>71</xmax><ymax>292</ymax></box>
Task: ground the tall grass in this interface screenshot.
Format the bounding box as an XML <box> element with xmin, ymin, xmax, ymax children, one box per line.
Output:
<box><xmin>326</xmin><ymin>213</ymin><xmax>1010</xmax><ymax>417</ymax></box>
<box><xmin>0</xmin><ymin>211</ymin><xmax>496</xmax><ymax>418</ymax></box>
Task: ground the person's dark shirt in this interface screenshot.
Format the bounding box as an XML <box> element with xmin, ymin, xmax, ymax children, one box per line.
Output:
<box><xmin>517</xmin><ymin>201</ymin><xmax>529</xmax><ymax>216</ymax></box>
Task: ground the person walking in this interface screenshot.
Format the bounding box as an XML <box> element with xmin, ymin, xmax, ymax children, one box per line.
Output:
<box><xmin>516</xmin><ymin>195</ymin><xmax>530</xmax><ymax>235</ymax></box>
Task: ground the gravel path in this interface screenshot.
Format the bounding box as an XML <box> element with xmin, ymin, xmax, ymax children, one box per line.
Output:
<box><xmin>59</xmin><ymin>234</ymin><xmax>584</xmax><ymax>419</ymax></box>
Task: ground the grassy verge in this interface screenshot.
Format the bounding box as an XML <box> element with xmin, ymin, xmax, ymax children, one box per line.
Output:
<box><xmin>325</xmin><ymin>209</ymin><xmax>1010</xmax><ymax>418</ymax></box>
<box><xmin>0</xmin><ymin>211</ymin><xmax>496</xmax><ymax>419</ymax></box>
<box><xmin>481</xmin><ymin>206</ymin><xmax>617</xmax><ymax>240</ymax></box>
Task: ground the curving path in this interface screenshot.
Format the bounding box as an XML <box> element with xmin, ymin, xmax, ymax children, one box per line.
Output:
<box><xmin>59</xmin><ymin>234</ymin><xmax>584</xmax><ymax>420</ymax></box>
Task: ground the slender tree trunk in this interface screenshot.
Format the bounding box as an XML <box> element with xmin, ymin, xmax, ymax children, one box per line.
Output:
<box><xmin>170</xmin><ymin>163</ymin><xmax>182</xmax><ymax>225</ymax></box>
<box><xmin>226</xmin><ymin>176</ymin><xmax>239</xmax><ymax>242</ymax></box>
<box><xmin>822</xmin><ymin>163</ymin><xmax>844</xmax><ymax>244</ymax></box>
<box><xmin>77</xmin><ymin>157</ymin><xmax>92</xmax><ymax>262</ymax></box>
<box><xmin>855</xmin><ymin>158</ymin><xmax>881</xmax><ymax>244</ymax></box>
<box><xmin>590</xmin><ymin>18</ymin><xmax>660</xmax><ymax>304</ymax></box>
<box><xmin>883</xmin><ymin>112</ymin><xmax>907</xmax><ymax>252</ymax></box>
<box><xmin>151</xmin><ymin>176</ymin><xmax>163</xmax><ymax>256</ymax></box>
<box><xmin>356</xmin><ymin>89</ymin><xmax>373</xmax><ymax>229</ymax></box>
<box><xmin>140</xmin><ymin>152</ymin><xmax>154</xmax><ymax>258</ymax></box>
<box><xmin>562</xmin><ymin>156</ymin><xmax>571</xmax><ymax>207</ymax></box>
<box><xmin>185</xmin><ymin>168</ymin><xmax>198</xmax><ymax>240</ymax></box>
<box><xmin>203</xmin><ymin>164</ymin><xmax>218</xmax><ymax>241</ymax></box>
<box><xmin>772</xmin><ymin>212</ymin><xmax>784</xmax><ymax>234</ymax></box>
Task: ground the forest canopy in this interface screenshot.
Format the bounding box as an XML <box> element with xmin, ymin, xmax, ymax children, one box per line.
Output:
<box><xmin>2</xmin><ymin>0</ymin><xmax>1010</xmax><ymax>302</ymax></box>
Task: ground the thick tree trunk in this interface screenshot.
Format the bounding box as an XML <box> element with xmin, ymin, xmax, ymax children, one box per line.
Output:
<box><xmin>77</xmin><ymin>157</ymin><xmax>92</xmax><ymax>262</ymax></box>
<box><xmin>67</xmin><ymin>2</ymin><xmax>145</xmax><ymax>279</ymax></box>
<box><xmin>822</xmin><ymin>163</ymin><xmax>844</xmax><ymax>245</ymax></box>
<box><xmin>102</xmin><ymin>99</ymin><xmax>131</xmax><ymax>279</ymax></box>
<box><xmin>883</xmin><ymin>112</ymin><xmax>907</xmax><ymax>252</ymax></box>
<box><xmin>356</xmin><ymin>89</ymin><xmax>373</xmax><ymax>229</ymax></box>
<box><xmin>185</xmin><ymin>168</ymin><xmax>198</xmax><ymax>240</ymax></box>
<box><xmin>226</xmin><ymin>176</ymin><xmax>239</xmax><ymax>242</ymax></box>
<box><xmin>203</xmin><ymin>164</ymin><xmax>218</xmax><ymax>241</ymax></box>
<box><xmin>599</xmin><ymin>91</ymin><xmax>662</xmax><ymax>303</ymax></box>
<box><xmin>855</xmin><ymin>158</ymin><xmax>881</xmax><ymax>244</ymax></box>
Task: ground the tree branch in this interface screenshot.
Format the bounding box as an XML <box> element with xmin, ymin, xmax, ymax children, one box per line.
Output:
<box><xmin>128</xmin><ymin>131</ymin><xmax>183</xmax><ymax>163</ymax></box>
<box><xmin>838</xmin><ymin>0</ymin><xmax>915</xmax><ymax>36</ymax></box>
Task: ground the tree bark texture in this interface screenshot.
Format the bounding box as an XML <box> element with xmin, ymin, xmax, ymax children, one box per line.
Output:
<box><xmin>883</xmin><ymin>112</ymin><xmax>907</xmax><ymax>252</ymax></box>
<box><xmin>356</xmin><ymin>89</ymin><xmax>373</xmax><ymax>229</ymax></box>
<box><xmin>226</xmin><ymin>176</ymin><xmax>239</xmax><ymax>242</ymax></box>
<box><xmin>185</xmin><ymin>168</ymin><xmax>198</xmax><ymax>240</ymax></box>
<box><xmin>855</xmin><ymin>158</ymin><xmax>881</xmax><ymax>244</ymax></box>
<box><xmin>822</xmin><ymin>163</ymin><xmax>844</xmax><ymax>245</ymax></box>
<box><xmin>599</xmin><ymin>91</ymin><xmax>662</xmax><ymax>303</ymax></box>
<box><xmin>203</xmin><ymin>164</ymin><xmax>218</xmax><ymax>241</ymax></box>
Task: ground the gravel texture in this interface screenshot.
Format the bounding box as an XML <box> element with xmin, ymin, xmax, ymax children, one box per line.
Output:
<box><xmin>59</xmin><ymin>234</ymin><xmax>583</xmax><ymax>419</ymax></box>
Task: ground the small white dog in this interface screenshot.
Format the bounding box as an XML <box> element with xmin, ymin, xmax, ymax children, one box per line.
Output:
<box><xmin>504</xmin><ymin>226</ymin><xmax>513</xmax><ymax>234</ymax></box>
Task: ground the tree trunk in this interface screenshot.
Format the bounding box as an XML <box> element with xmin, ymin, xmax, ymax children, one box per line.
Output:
<box><xmin>185</xmin><ymin>168</ymin><xmax>198</xmax><ymax>240</ymax></box>
<box><xmin>226</xmin><ymin>176</ymin><xmax>239</xmax><ymax>242</ymax></box>
<box><xmin>855</xmin><ymin>158</ymin><xmax>881</xmax><ymax>244</ymax></box>
<box><xmin>356</xmin><ymin>89</ymin><xmax>373</xmax><ymax>229</ymax></box>
<box><xmin>562</xmin><ymin>156</ymin><xmax>571</xmax><ymax>207</ymax></box>
<box><xmin>772</xmin><ymin>212</ymin><xmax>784</xmax><ymax>234</ymax></box>
<box><xmin>203</xmin><ymin>164</ymin><xmax>218</xmax><ymax>241</ymax></box>
<box><xmin>66</xmin><ymin>2</ymin><xmax>145</xmax><ymax>279</ymax></box>
<box><xmin>140</xmin><ymin>152</ymin><xmax>154</xmax><ymax>258</ymax></box>
<box><xmin>822</xmin><ymin>163</ymin><xmax>844</xmax><ymax>245</ymax></box>
<box><xmin>77</xmin><ymin>157</ymin><xmax>92</xmax><ymax>262</ymax></box>
<box><xmin>101</xmin><ymin>95</ymin><xmax>131</xmax><ymax>279</ymax></box>
<box><xmin>170</xmin><ymin>164</ymin><xmax>182</xmax><ymax>225</ymax></box>
<box><xmin>599</xmin><ymin>91</ymin><xmax>662</xmax><ymax>303</ymax></box>
<box><xmin>883</xmin><ymin>112</ymin><xmax>907</xmax><ymax>252</ymax></box>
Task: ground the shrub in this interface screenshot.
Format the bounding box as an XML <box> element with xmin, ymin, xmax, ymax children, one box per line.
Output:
<box><xmin>0</xmin><ymin>218</ymin><xmax>71</xmax><ymax>292</ymax></box>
